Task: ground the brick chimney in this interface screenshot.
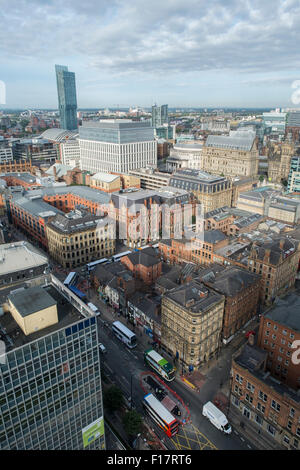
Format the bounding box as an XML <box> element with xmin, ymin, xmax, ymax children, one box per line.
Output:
<box><xmin>263</xmin><ymin>248</ymin><xmax>271</xmax><ymax>263</ymax></box>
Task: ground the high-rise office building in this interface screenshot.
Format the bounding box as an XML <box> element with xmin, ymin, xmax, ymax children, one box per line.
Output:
<box><xmin>287</xmin><ymin>155</ymin><xmax>300</xmax><ymax>193</ymax></box>
<box><xmin>151</xmin><ymin>104</ymin><xmax>168</xmax><ymax>128</ymax></box>
<box><xmin>55</xmin><ymin>65</ymin><xmax>78</xmax><ymax>131</ymax></box>
<box><xmin>0</xmin><ymin>282</ymin><xmax>105</xmax><ymax>450</ymax></box>
<box><xmin>79</xmin><ymin>119</ymin><xmax>157</xmax><ymax>174</ymax></box>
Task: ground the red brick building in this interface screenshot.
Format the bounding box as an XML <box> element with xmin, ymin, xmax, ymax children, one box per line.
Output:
<box><xmin>121</xmin><ymin>247</ymin><xmax>162</xmax><ymax>285</ymax></box>
<box><xmin>257</xmin><ymin>293</ymin><xmax>300</xmax><ymax>390</ymax></box>
<box><xmin>197</xmin><ymin>265</ymin><xmax>261</xmax><ymax>343</ymax></box>
<box><xmin>229</xmin><ymin>342</ymin><xmax>300</xmax><ymax>450</ymax></box>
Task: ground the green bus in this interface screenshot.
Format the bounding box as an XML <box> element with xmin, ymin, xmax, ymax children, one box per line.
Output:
<box><xmin>144</xmin><ymin>348</ymin><xmax>175</xmax><ymax>381</ymax></box>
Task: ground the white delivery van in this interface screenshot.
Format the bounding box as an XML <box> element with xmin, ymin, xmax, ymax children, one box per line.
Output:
<box><xmin>202</xmin><ymin>401</ymin><xmax>232</xmax><ymax>434</ymax></box>
<box><xmin>87</xmin><ymin>302</ymin><xmax>100</xmax><ymax>316</ymax></box>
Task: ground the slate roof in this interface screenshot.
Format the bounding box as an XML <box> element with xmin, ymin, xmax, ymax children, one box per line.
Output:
<box><xmin>250</xmin><ymin>237</ymin><xmax>298</xmax><ymax>265</ymax></box>
<box><xmin>205</xmin><ymin>133</ymin><xmax>255</xmax><ymax>151</ymax></box>
<box><xmin>195</xmin><ymin>230</ymin><xmax>227</xmax><ymax>244</ymax></box>
<box><xmin>199</xmin><ymin>266</ymin><xmax>260</xmax><ymax>297</ymax></box>
<box><xmin>265</xmin><ymin>293</ymin><xmax>300</xmax><ymax>332</ymax></box>
<box><xmin>165</xmin><ymin>280</ymin><xmax>223</xmax><ymax>314</ymax></box>
<box><xmin>124</xmin><ymin>247</ymin><xmax>161</xmax><ymax>267</ymax></box>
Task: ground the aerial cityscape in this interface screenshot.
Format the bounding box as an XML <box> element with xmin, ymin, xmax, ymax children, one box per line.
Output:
<box><xmin>1</xmin><ymin>0</ymin><xmax>300</xmax><ymax>458</ymax></box>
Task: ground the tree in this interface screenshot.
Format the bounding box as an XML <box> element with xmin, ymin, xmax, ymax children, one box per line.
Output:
<box><xmin>259</xmin><ymin>175</ymin><xmax>265</xmax><ymax>182</ymax></box>
<box><xmin>122</xmin><ymin>410</ymin><xmax>143</xmax><ymax>438</ymax></box>
<box><xmin>103</xmin><ymin>385</ymin><xmax>124</xmax><ymax>412</ymax></box>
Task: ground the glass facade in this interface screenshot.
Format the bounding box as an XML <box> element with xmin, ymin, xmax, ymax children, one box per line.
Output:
<box><xmin>0</xmin><ymin>316</ymin><xmax>105</xmax><ymax>450</ymax></box>
<box><xmin>79</xmin><ymin>121</ymin><xmax>154</xmax><ymax>144</ymax></box>
<box><xmin>55</xmin><ymin>65</ymin><xmax>78</xmax><ymax>131</ymax></box>
<box><xmin>152</xmin><ymin>105</ymin><xmax>168</xmax><ymax>128</ymax></box>
<box><xmin>287</xmin><ymin>156</ymin><xmax>300</xmax><ymax>193</ymax></box>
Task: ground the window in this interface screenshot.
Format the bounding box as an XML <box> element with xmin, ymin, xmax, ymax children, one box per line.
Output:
<box><xmin>243</xmin><ymin>407</ymin><xmax>251</xmax><ymax>419</ymax></box>
<box><xmin>271</xmin><ymin>400</ymin><xmax>281</xmax><ymax>412</ymax></box>
<box><xmin>283</xmin><ymin>435</ymin><xmax>290</xmax><ymax>445</ymax></box>
<box><xmin>259</xmin><ymin>391</ymin><xmax>268</xmax><ymax>402</ymax></box>
<box><xmin>255</xmin><ymin>414</ymin><xmax>263</xmax><ymax>426</ymax></box>
<box><xmin>267</xmin><ymin>424</ymin><xmax>276</xmax><ymax>436</ymax></box>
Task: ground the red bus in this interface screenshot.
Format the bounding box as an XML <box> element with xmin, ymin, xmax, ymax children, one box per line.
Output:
<box><xmin>143</xmin><ymin>393</ymin><xmax>179</xmax><ymax>437</ymax></box>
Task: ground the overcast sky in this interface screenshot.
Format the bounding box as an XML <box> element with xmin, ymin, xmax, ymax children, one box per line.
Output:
<box><xmin>1</xmin><ymin>0</ymin><xmax>300</xmax><ymax>109</ymax></box>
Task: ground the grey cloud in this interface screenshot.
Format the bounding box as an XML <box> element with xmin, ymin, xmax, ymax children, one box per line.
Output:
<box><xmin>0</xmin><ymin>0</ymin><xmax>300</xmax><ymax>75</ymax></box>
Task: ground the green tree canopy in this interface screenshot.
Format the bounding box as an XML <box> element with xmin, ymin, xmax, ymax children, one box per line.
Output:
<box><xmin>122</xmin><ymin>410</ymin><xmax>143</xmax><ymax>437</ymax></box>
<box><xmin>103</xmin><ymin>385</ymin><xmax>124</xmax><ymax>412</ymax></box>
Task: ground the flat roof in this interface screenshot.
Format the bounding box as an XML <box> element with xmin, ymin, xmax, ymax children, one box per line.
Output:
<box><xmin>7</xmin><ymin>286</ymin><xmax>57</xmax><ymax>317</ymax></box>
<box><xmin>0</xmin><ymin>242</ymin><xmax>48</xmax><ymax>276</ymax></box>
<box><xmin>0</xmin><ymin>282</ymin><xmax>89</xmax><ymax>353</ymax></box>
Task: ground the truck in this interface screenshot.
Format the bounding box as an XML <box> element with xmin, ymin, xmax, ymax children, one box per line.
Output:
<box><xmin>202</xmin><ymin>401</ymin><xmax>232</xmax><ymax>434</ymax></box>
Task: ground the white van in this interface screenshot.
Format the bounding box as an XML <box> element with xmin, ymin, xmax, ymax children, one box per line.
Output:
<box><xmin>87</xmin><ymin>302</ymin><xmax>100</xmax><ymax>316</ymax></box>
<box><xmin>202</xmin><ymin>401</ymin><xmax>232</xmax><ymax>434</ymax></box>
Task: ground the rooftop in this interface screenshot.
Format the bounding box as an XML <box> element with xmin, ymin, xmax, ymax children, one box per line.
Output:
<box><xmin>48</xmin><ymin>211</ymin><xmax>113</xmax><ymax>234</ymax></box>
<box><xmin>205</xmin><ymin>133</ymin><xmax>255</xmax><ymax>151</ymax></box>
<box><xmin>39</xmin><ymin>128</ymin><xmax>79</xmax><ymax>142</ymax></box>
<box><xmin>234</xmin><ymin>343</ymin><xmax>300</xmax><ymax>403</ymax></box>
<box><xmin>264</xmin><ymin>292</ymin><xmax>300</xmax><ymax>332</ymax></box>
<box><xmin>198</xmin><ymin>266</ymin><xmax>260</xmax><ymax>297</ymax></box>
<box><xmin>7</xmin><ymin>285</ymin><xmax>56</xmax><ymax>318</ymax></box>
<box><xmin>91</xmin><ymin>172</ymin><xmax>120</xmax><ymax>183</ymax></box>
<box><xmin>0</xmin><ymin>242</ymin><xmax>48</xmax><ymax>276</ymax></box>
<box><xmin>165</xmin><ymin>280</ymin><xmax>223</xmax><ymax>314</ymax></box>
<box><xmin>0</xmin><ymin>282</ymin><xmax>91</xmax><ymax>354</ymax></box>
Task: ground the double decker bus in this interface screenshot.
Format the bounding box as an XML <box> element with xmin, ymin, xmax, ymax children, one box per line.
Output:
<box><xmin>143</xmin><ymin>393</ymin><xmax>179</xmax><ymax>437</ymax></box>
<box><xmin>111</xmin><ymin>251</ymin><xmax>132</xmax><ymax>262</ymax></box>
<box><xmin>144</xmin><ymin>349</ymin><xmax>175</xmax><ymax>381</ymax></box>
<box><xmin>111</xmin><ymin>321</ymin><xmax>137</xmax><ymax>348</ymax></box>
<box><xmin>86</xmin><ymin>258</ymin><xmax>108</xmax><ymax>273</ymax></box>
<box><xmin>63</xmin><ymin>271</ymin><xmax>78</xmax><ymax>287</ymax></box>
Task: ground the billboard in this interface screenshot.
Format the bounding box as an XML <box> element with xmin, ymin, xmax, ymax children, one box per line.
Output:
<box><xmin>82</xmin><ymin>416</ymin><xmax>104</xmax><ymax>448</ymax></box>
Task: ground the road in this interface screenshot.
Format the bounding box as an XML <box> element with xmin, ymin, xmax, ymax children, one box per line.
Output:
<box><xmin>8</xmin><ymin>222</ymin><xmax>254</xmax><ymax>450</ymax></box>
<box><xmin>94</xmin><ymin>307</ymin><xmax>253</xmax><ymax>451</ymax></box>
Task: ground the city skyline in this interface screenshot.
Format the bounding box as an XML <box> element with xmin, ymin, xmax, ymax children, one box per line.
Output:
<box><xmin>1</xmin><ymin>0</ymin><xmax>300</xmax><ymax>108</ymax></box>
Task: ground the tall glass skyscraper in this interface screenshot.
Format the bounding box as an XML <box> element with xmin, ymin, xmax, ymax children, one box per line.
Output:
<box><xmin>151</xmin><ymin>104</ymin><xmax>168</xmax><ymax>128</ymax></box>
<box><xmin>55</xmin><ymin>65</ymin><xmax>78</xmax><ymax>131</ymax></box>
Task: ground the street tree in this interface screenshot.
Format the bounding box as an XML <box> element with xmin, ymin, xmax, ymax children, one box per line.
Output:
<box><xmin>122</xmin><ymin>410</ymin><xmax>143</xmax><ymax>437</ymax></box>
<box><xmin>103</xmin><ymin>385</ymin><xmax>124</xmax><ymax>412</ymax></box>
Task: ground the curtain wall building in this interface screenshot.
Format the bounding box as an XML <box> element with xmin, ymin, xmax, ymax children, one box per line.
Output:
<box><xmin>0</xmin><ymin>281</ymin><xmax>105</xmax><ymax>450</ymax></box>
<box><xmin>79</xmin><ymin>120</ymin><xmax>157</xmax><ymax>174</ymax></box>
<box><xmin>55</xmin><ymin>65</ymin><xmax>78</xmax><ymax>131</ymax></box>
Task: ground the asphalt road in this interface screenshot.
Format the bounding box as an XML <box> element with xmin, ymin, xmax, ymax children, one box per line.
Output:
<box><xmin>95</xmin><ymin>309</ymin><xmax>253</xmax><ymax>451</ymax></box>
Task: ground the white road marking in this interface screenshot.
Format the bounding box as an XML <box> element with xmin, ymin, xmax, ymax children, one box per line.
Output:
<box><xmin>104</xmin><ymin>364</ymin><xmax>114</xmax><ymax>374</ymax></box>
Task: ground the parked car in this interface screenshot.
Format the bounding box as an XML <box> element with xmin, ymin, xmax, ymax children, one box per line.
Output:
<box><xmin>99</xmin><ymin>343</ymin><xmax>107</xmax><ymax>354</ymax></box>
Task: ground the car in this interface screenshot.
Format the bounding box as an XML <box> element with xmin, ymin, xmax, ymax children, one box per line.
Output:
<box><xmin>99</xmin><ymin>343</ymin><xmax>107</xmax><ymax>354</ymax></box>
